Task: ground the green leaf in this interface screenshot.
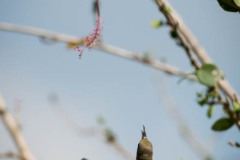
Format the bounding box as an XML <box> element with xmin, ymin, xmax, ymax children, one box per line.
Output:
<box><xmin>170</xmin><ymin>30</ymin><xmax>178</xmax><ymax>39</ymax></box>
<box><xmin>233</xmin><ymin>101</ymin><xmax>240</xmax><ymax>112</ymax></box>
<box><xmin>217</xmin><ymin>0</ymin><xmax>240</xmax><ymax>12</ymax></box>
<box><xmin>151</xmin><ymin>20</ymin><xmax>163</xmax><ymax>28</ymax></box>
<box><xmin>198</xmin><ymin>96</ymin><xmax>208</xmax><ymax>106</ymax></box>
<box><xmin>233</xmin><ymin>0</ymin><xmax>240</xmax><ymax>7</ymax></box>
<box><xmin>205</xmin><ymin>156</ymin><xmax>214</xmax><ymax>160</ymax></box>
<box><xmin>211</xmin><ymin>117</ymin><xmax>234</xmax><ymax>131</ymax></box>
<box><xmin>143</xmin><ymin>51</ymin><xmax>151</xmax><ymax>58</ymax></box>
<box><xmin>164</xmin><ymin>6</ymin><xmax>172</xmax><ymax>13</ymax></box>
<box><xmin>92</xmin><ymin>0</ymin><xmax>100</xmax><ymax>15</ymax></box>
<box><xmin>104</xmin><ymin>128</ymin><xmax>116</xmax><ymax>143</ymax></box>
<box><xmin>208</xmin><ymin>90</ymin><xmax>219</xmax><ymax>98</ymax></box>
<box><xmin>96</xmin><ymin>115</ymin><xmax>105</xmax><ymax>125</ymax></box>
<box><xmin>195</xmin><ymin>64</ymin><xmax>223</xmax><ymax>87</ymax></box>
<box><xmin>197</xmin><ymin>92</ymin><xmax>203</xmax><ymax>98</ymax></box>
<box><xmin>207</xmin><ymin>106</ymin><xmax>214</xmax><ymax>118</ymax></box>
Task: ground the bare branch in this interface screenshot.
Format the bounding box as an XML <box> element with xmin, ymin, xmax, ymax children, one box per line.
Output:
<box><xmin>154</xmin><ymin>0</ymin><xmax>239</xmax><ymax>102</ymax></box>
<box><xmin>0</xmin><ymin>22</ymin><xmax>190</xmax><ymax>79</ymax></box>
<box><xmin>0</xmin><ymin>94</ymin><xmax>36</xmax><ymax>160</ymax></box>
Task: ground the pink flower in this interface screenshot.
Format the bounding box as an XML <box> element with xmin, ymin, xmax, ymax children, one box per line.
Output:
<box><xmin>75</xmin><ymin>0</ymin><xmax>102</xmax><ymax>59</ymax></box>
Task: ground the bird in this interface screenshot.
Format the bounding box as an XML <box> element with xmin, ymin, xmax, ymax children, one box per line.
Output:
<box><xmin>136</xmin><ymin>126</ymin><xmax>153</xmax><ymax>160</ymax></box>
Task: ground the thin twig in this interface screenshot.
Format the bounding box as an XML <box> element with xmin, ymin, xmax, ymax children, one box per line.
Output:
<box><xmin>154</xmin><ymin>75</ymin><xmax>213</xmax><ymax>159</ymax></box>
<box><xmin>0</xmin><ymin>22</ymin><xmax>191</xmax><ymax>79</ymax></box>
<box><xmin>154</xmin><ymin>2</ymin><xmax>200</xmax><ymax>69</ymax></box>
<box><xmin>48</xmin><ymin>94</ymin><xmax>134</xmax><ymax>160</ymax></box>
<box><xmin>0</xmin><ymin>94</ymin><xmax>36</xmax><ymax>160</ymax></box>
<box><xmin>48</xmin><ymin>94</ymin><xmax>100</xmax><ymax>137</ymax></box>
<box><xmin>154</xmin><ymin>0</ymin><xmax>239</xmax><ymax>102</ymax></box>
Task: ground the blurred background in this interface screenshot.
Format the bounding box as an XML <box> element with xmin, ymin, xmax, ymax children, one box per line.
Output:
<box><xmin>0</xmin><ymin>0</ymin><xmax>240</xmax><ymax>159</ymax></box>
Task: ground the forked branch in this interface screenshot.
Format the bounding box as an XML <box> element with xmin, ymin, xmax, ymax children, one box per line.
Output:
<box><xmin>154</xmin><ymin>0</ymin><xmax>239</xmax><ymax>102</ymax></box>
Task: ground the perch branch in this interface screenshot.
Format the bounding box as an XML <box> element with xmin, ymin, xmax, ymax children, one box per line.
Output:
<box><xmin>0</xmin><ymin>94</ymin><xmax>36</xmax><ymax>160</ymax></box>
<box><xmin>0</xmin><ymin>22</ymin><xmax>190</xmax><ymax>79</ymax></box>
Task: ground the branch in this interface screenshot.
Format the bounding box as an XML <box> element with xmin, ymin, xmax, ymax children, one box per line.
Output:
<box><xmin>0</xmin><ymin>94</ymin><xmax>36</xmax><ymax>160</ymax></box>
<box><xmin>0</xmin><ymin>22</ymin><xmax>190</xmax><ymax>79</ymax></box>
<box><xmin>154</xmin><ymin>0</ymin><xmax>239</xmax><ymax>102</ymax></box>
<box><xmin>97</xmin><ymin>43</ymin><xmax>191</xmax><ymax>78</ymax></box>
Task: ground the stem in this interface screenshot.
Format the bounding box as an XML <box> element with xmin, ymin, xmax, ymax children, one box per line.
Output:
<box><xmin>96</xmin><ymin>0</ymin><xmax>100</xmax><ymax>16</ymax></box>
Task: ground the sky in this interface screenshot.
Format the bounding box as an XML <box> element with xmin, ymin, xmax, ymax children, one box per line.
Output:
<box><xmin>0</xmin><ymin>0</ymin><xmax>240</xmax><ymax>160</ymax></box>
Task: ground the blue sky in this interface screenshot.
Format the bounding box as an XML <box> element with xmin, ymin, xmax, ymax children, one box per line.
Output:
<box><xmin>0</xmin><ymin>0</ymin><xmax>240</xmax><ymax>160</ymax></box>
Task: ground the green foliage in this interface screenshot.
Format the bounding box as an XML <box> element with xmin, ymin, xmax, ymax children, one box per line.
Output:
<box><xmin>211</xmin><ymin>117</ymin><xmax>234</xmax><ymax>131</ymax></box>
<box><xmin>142</xmin><ymin>51</ymin><xmax>152</xmax><ymax>62</ymax></box>
<box><xmin>96</xmin><ymin>115</ymin><xmax>105</xmax><ymax>125</ymax></box>
<box><xmin>198</xmin><ymin>96</ymin><xmax>208</xmax><ymax>106</ymax></box>
<box><xmin>234</xmin><ymin>0</ymin><xmax>240</xmax><ymax>6</ymax></box>
<box><xmin>195</xmin><ymin>64</ymin><xmax>223</xmax><ymax>87</ymax></box>
<box><xmin>207</xmin><ymin>106</ymin><xmax>214</xmax><ymax>118</ymax></box>
<box><xmin>170</xmin><ymin>29</ymin><xmax>178</xmax><ymax>39</ymax></box>
<box><xmin>164</xmin><ymin>6</ymin><xmax>172</xmax><ymax>14</ymax></box>
<box><xmin>233</xmin><ymin>101</ymin><xmax>240</xmax><ymax>112</ymax></box>
<box><xmin>197</xmin><ymin>88</ymin><xmax>221</xmax><ymax>119</ymax></box>
<box><xmin>217</xmin><ymin>0</ymin><xmax>240</xmax><ymax>12</ymax></box>
<box><xmin>151</xmin><ymin>20</ymin><xmax>163</xmax><ymax>28</ymax></box>
<box><xmin>197</xmin><ymin>88</ymin><xmax>219</xmax><ymax>106</ymax></box>
<box><xmin>92</xmin><ymin>0</ymin><xmax>98</xmax><ymax>14</ymax></box>
<box><xmin>104</xmin><ymin>128</ymin><xmax>116</xmax><ymax>143</ymax></box>
<box><xmin>205</xmin><ymin>156</ymin><xmax>214</xmax><ymax>160</ymax></box>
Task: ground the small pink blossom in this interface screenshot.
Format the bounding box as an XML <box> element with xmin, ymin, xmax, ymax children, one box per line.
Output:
<box><xmin>75</xmin><ymin>0</ymin><xmax>102</xmax><ymax>59</ymax></box>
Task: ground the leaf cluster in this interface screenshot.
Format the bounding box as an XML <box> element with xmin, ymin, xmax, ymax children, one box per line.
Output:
<box><xmin>217</xmin><ymin>0</ymin><xmax>240</xmax><ymax>12</ymax></box>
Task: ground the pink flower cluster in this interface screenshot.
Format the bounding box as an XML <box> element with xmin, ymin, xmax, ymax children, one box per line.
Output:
<box><xmin>75</xmin><ymin>0</ymin><xmax>102</xmax><ymax>59</ymax></box>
